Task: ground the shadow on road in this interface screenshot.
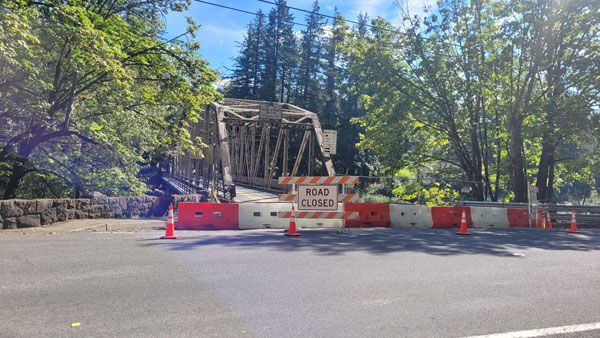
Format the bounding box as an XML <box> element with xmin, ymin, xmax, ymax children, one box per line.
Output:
<box><xmin>143</xmin><ymin>227</ymin><xmax>600</xmax><ymax>257</ymax></box>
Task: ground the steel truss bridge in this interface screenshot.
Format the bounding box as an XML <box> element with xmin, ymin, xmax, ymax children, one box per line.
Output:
<box><xmin>163</xmin><ymin>98</ymin><xmax>336</xmax><ymax>202</ymax></box>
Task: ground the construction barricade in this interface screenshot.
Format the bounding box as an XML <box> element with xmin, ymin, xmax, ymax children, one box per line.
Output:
<box><xmin>176</xmin><ymin>202</ymin><xmax>239</xmax><ymax>230</ymax></box>
<box><xmin>389</xmin><ymin>204</ymin><xmax>433</xmax><ymax>228</ymax></box>
<box><xmin>470</xmin><ymin>206</ymin><xmax>510</xmax><ymax>228</ymax></box>
<box><xmin>238</xmin><ymin>202</ymin><xmax>343</xmax><ymax>229</ymax></box>
<box><xmin>172</xmin><ymin>201</ymin><xmax>542</xmax><ymax>231</ymax></box>
<box><xmin>344</xmin><ymin>203</ymin><xmax>391</xmax><ymax>227</ymax></box>
<box><xmin>507</xmin><ymin>208</ymin><xmax>529</xmax><ymax>227</ymax></box>
<box><xmin>431</xmin><ymin>206</ymin><xmax>472</xmax><ymax>228</ymax></box>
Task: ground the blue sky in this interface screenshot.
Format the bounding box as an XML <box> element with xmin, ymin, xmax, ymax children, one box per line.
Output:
<box><xmin>165</xmin><ymin>0</ymin><xmax>435</xmax><ymax>76</ymax></box>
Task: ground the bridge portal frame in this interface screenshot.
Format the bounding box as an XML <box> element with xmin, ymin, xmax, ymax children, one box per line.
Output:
<box><xmin>174</xmin><ymin>98</ymin><xmax>336</xmax><ymax>202</ymax></box>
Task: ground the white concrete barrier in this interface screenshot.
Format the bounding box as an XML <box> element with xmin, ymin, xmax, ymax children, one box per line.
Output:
<box><xmin>470</xmin><ymin>206</ymin><xmax>509</xmax><ymax>228</ymax></box>
<box><xmin>238</xmin><ymin>202</ymin><xmax>343</xmax><ymax>229</ymax></box>
<box><xmin>390</xmin><ymin>204</ymin><xmax>433</xmax><ymax>228</ymax></box>
<box><xmin>238</xmin><ymin>202</ymin><xmax>289</xmax><ymax>229</ymax></box>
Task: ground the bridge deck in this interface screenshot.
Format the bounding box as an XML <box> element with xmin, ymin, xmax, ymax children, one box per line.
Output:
<box><xmin>234</xmin><ymin>186</ymin><xmax>278</xmax><ymax>203</ymax></box>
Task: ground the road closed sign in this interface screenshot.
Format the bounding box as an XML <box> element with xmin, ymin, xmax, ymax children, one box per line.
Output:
<box><xmin>297</xmin><ymin>185</ymin><xmax>338</xmax><ymax>210</ymax></box>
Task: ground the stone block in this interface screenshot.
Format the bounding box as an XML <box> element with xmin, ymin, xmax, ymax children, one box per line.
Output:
<box><xmin>89</xmin><ymin>205</ymin><xmax>103</xmax><ymax>213</ymax></box>
<box><xmin>56</xmin><ymin>205</ymin><xmax>67</xmax><ymax>221</ymax></box>
<box><xmin>90</xmin><ymin>193</ymin><xmax>108</xmax><ymax>204</ymax></box>
<box><xmin>52</xmin><ymin>199</ymin><xmax>69</xmax><ymax>207</ymax></box>
<box><xmin>75</xmin><ymin>199</ymin><xmax>90</xmax><ymax>209</ymax></box>
<box><xmin>3</xmin><ymin>217</ymin><xmax>17</xmax><ymax>229</ymax></box>
<box><xmin>113</xmin><ymin>209</ymin><xmax>123</xmax><ymax>218</ymax></box>
<box><xmin>15</xmin><ymin>200</ymin><xmax>37</xmax><ymax>214</ymax></box>
<box><xmin>118</xmin><ymin>198</ymin><xmax>128</xmax><ymax>210</ymax></box>
<box><xmin>36</xmin><ymin>199</ymin><xmax>53</xmax><ymax>213</ymax></box>
<box><xmin>40</xmin><ymin>208</ymin><xmax>58</xmax><ymax>225</ymax></box>
<box><xmin>101</xmin><ymin>212</ymin><xmax>114</xmax><ymax>218</ymax></box>
<box><xmin>66</xmin><ymin>199</ymin><xmax>76</xmax><ymax>209</ymax></box>
<box><xmin>17</xmin><ymin>214</ymin><xmax>41</xmax><ymax>228</ymax></box>
<box><xmin>74</xmin><ymin>210</ymin><xmax>88</xmax><ymax>219</ymax></box>
<box><xmin>1</xmin><ymin>201</ymin><xmax>23</xmax><ymax>217</ymax></box>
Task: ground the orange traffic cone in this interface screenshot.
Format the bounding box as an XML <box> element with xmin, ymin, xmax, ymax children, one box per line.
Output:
<box><xmin>540</xmin><ymin>214</ymin><xmax>546</xmax><ymax>229</ymax></box>
<box><xmin>546</xmin><ymin>211</ymin><xmax>552</xmax><ymax>229</ymax></box>
<box><xmin>161</xmin><ymin>204</ymin><xmax>177</xmax><ymax>239</ymax></box>
<box><xmin>567</xmin><ymin>210</ymin><xmax>578</xmax><ymax>233</ymax></box>
<box><xmin>456</xmin><ymin>209</ymin><xmax>470</xmax><ymax>235</ymax></box>
<box><xmin>286</xmin><ymin>204</ymin><xmax>300</xmax><ymax>237</ymax></box>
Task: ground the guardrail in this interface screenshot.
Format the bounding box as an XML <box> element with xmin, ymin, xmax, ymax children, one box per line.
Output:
<box><xmin>162</xmin><ymin>172</ymin><xmax>236</xmax><ymax>202</ymax></box>
<box><xmin>162</xmin><ymin>173</ymin><xmax>207</xmax><ymax>195</ymax></box>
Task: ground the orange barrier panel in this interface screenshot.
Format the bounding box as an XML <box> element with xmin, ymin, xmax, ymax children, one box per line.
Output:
<box><xmin>344</xmin><ymin>203</ymin><xmax>391</xmax><ymax>227</ymax></box>
<box><xmin>507</xmin><ymin>208</ymin><xmax>529</xmax><ymax>227</ymax></box>
<box><xmin>431</xmin><ymin>206</ymin><xmax>472</xmax><ymax>228</ymax></box>
<box><xmin>176</xmin><ymin>202</ymin><xmax>239</xmax><ymax>230</ymax></box>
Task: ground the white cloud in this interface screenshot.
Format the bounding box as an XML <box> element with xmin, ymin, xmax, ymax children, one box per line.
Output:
<box><xmin>351</xmin><ymin>0</ymin><xmax>388</xmax><ymax>17</ymax></box>
<box><xmin>200</xmin><ymin>25</ymin><xmax>246</xmax><ymax>42</ymax></box>
<box><xmin>350</xmin><ymin>0</ymin><xmax>436</xmax><ymax>26</ymax></box>
<box><xmin>401</xmin><ymin>0</ymin><xmax>438</xmax><ymax>18</ymax></box>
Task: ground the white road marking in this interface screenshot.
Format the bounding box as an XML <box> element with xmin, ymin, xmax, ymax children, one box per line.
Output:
<box><xmin>464</xmin><ymin>322</ymin><xmax>600</xmax><ymax>338</ymax></box>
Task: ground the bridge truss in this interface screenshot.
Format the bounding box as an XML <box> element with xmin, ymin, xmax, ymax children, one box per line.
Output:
<box><xmin>165</xmin><ymin>98</ymin><xmax>336</xmax><ymax>201</ymax></box>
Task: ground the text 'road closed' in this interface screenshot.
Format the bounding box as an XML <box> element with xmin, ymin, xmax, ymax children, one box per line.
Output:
<box><xmin>297</xmin><ymin>185</ymin><xmax>338</xmax><ymax>210</ymax></box>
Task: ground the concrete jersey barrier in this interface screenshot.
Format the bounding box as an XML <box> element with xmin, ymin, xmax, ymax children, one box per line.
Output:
<box><xmin>390</xmin><ymin>204</ymin><xmax>433</xmax><ymax>228</ymax></box>
<box><xmin>238</xmin><ymin>202</ymin><xmax>343</xmax><ymax>229</ymax></box>
<box><xmin>167</xmin><ymin>202</ymin><xmax>546</xmax><ymax>231</ymax></box>
<box><xmin>470</xmin><ymin>206</ymin><xmax>510</xmax><ymax>228</ymax></box>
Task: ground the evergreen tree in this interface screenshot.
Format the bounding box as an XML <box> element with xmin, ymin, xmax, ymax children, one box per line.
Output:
<box><xmin>227</xmin><ymin>10</ymin><xmax>266</xmax><ymax>99</ymax></box>
<box><xmin>251</xmin><ymin>11</ymin><xmax>267</xmax><ymax>99</ymax></box>
<box><xmin>297</xmin><ymin>1</ymin><xmax>326</xmax><ymax>112</ymax></box>
<box><xmin>322</xmin><ymin>10</ymin><xmax>345</xmax><ymax>128</ymax></box>
<box><xmin>275</xmin><ymin>0</ymin><xmax>297</xmax><ymax>103</ymax></box>
<box><xmin>260</xmin><ymin>8</ymin><xmax>278</xmax><ymax>101</ymax></box>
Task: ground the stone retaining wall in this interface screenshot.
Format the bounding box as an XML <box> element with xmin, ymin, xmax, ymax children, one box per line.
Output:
<box><xmin>1</xmin><ymin>194</ymin><xmax>206</xmax><ymax>229</ymax></box>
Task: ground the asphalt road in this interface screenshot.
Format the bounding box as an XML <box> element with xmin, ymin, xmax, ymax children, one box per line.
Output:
<box><xmin>1</xmin><ymin>226</ymin><xmax>600</xmax><ymax>337</ymax></box>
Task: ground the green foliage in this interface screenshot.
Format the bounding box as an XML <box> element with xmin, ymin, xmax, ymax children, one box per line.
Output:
<box><xmin>0</xmin><ymin>0</ymin><xmax>219</xmax><ymax>198</ymax></box>
<box><xmin>339</xmin><ymin>0</ymin><xmax>600</xmax><ymax>203</ymax></box>
<box><xmin>227</xmin><ymin>2</ymin><xmax>377</xmax><ymax>176</ymax></box>
<box><xmin>227</xmin><ymin>0</ymin><xmax>600</xmax><ymax>204</ymax></box>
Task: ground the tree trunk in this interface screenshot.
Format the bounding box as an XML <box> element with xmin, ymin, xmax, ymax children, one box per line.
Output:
<box><xmin>469</xmin><ymin>124</ymin><xmax>484</xmax><ymax>201</ymax></box>
<box><xmin>536</xmin><ymin>139</ymin><xmax>555</xmax><ymax>202</ymax></box>
<box><xmin>3</xmin><ymin>159</ymin><xmax>28</xmax><ymax>199</ymax></box>
<box><xmin>509</xmin><ymin>117</ymin><xmax>527</xmax><ymax>202</ymax></box>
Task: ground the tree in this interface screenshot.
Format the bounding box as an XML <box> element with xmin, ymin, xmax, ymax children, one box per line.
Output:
<box><xmin>259</xmin><ymin>0</ymin><xmax>297</xmax><ymax>103</ymax></box>
<box><xmin>260</xmin><ymin>8</ymin><xmax>278</xmax><ymax>101</ymax></box>
<box><xmin>531</xmin><ymin>0</ymin><xmax>600</xmax><ymax>202</ymax></box>
<box><xmin>296</xmin><ymin>1</ymin><xmax>325</xmax><ymax>113</ymax></box>
<box><xmin>227</xmin><ymin>10</ymin><xmax>266</xmax><ymax>100</ymax></box>
<box><xmin>340</xmin><ymin>0</ymin><xmax>600</xmax><ymax>202</ymax></box>
<box><xmin>0</xmin><ymin>0</ymin><xmax>219</xmax><ymax>199</ymax></box>
<box><xmin>275</xmin><ymin>0</ymin><xmax>297</xmax><ymax>103</ymax></box>
<box><xmin>322</xmin><ymin>11</ymin><xmax>344</xmax><ymax>127</ymax></box>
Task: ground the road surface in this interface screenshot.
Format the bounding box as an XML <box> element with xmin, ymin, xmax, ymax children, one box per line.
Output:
<box><xmin>1</xmin><ymin>222</ymin><xmax>600</xmax><ymax>337</ymax></box>
<box><xmin>234</xmin><ymin>185</ymin><xmax>278</xmax><ymax>203</ymax></box>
